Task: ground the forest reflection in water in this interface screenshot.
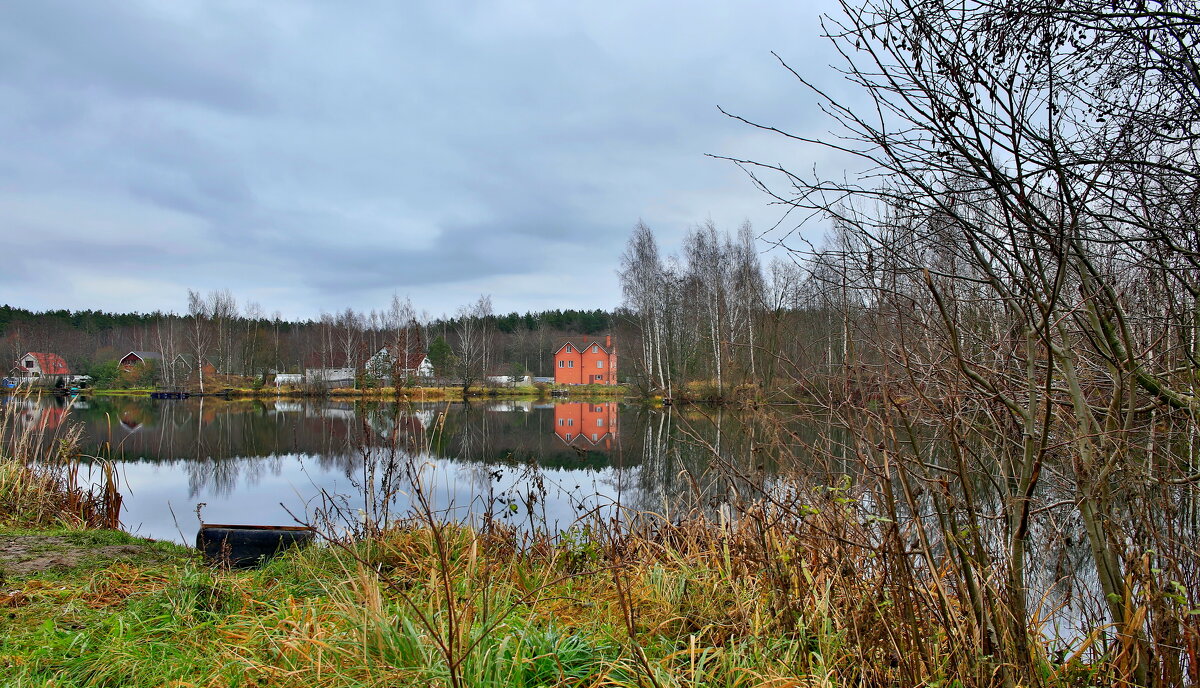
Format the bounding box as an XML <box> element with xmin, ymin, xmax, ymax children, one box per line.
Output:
<box><xmin>4</xmin><ymin>393</ymin><xmax>1135</xmax><ymax>640</ymax></box>
<box><xmin>5</xmin><ymin>395</ymin><xmax>814</xmax><ymax>545</ymax></box>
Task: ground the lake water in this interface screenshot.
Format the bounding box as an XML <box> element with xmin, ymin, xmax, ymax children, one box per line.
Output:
<box><xmin>4</xmin><ymin>395</ymin><xmax>783</xmax><ymax>543</ymax></box>
<box><xmin>4</xmin><ymin>393</ymin><xmax>1119</xmax><ymax>638</ymax></box>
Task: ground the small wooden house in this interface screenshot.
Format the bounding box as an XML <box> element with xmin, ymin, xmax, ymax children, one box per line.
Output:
<box><xmin>120</xmin><ymin>351</ymin><xmax>164</xmax><ymax>370</ymax></box>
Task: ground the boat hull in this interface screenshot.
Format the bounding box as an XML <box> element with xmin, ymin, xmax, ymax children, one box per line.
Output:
<box><xmin>196</xmin><ymin>524</ymin><xmax>315</xmax><ymax>568</ymax></box>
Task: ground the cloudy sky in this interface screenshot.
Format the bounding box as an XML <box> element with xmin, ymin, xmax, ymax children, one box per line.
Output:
<box><xmin>1</xmin><ymin>1</ymin><xmax>848</xmax><ymax>320</ymax></box>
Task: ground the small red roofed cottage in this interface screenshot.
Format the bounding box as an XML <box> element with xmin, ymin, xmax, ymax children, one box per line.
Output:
<box><xmin>553</xmin><ymin>335</ymin><xmax>617</xmax><ymax>385</ymax></box>
<box><xmin>12</xmin><ymin>352</ymin><xmax>71</xmax><ymax>380</ymax></box>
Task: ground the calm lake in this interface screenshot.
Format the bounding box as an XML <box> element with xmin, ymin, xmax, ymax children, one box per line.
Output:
<box><xmin>6</xmin><ymin>393</ymin><xmax>1117</xmax><ymax>638</ymax></box>
<box><xmin>5</xmin><ymin>395</ymin><xmax>794</xmax><ymax>543</ymax></box>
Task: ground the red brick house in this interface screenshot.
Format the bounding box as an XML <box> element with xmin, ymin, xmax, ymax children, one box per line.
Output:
<box><xmin>553</xmin><ymin>335</ymin><xmax>617</xmax><ymax>385</ymax></box>
<box><xmin>553</xmin><ymin>401</ymin><xmax>618</xmax><ymax>449</ymax></box>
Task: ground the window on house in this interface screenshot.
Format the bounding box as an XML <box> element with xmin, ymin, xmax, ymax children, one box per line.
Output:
<box><xmin>24</xmin><ymin>361</ymin><xmax>33</xmax><ymax>368</ymax></box>
<box><xmin>592</xmin><ymin>346</ymin><xmax>598</xmax><ymax>353</ymax></box>
<box><xmin>565</xmin><ymin>345</ymin><xmax>571</xmax><ymax>352</ymax></box>
<box><xmin>596</xmin><ymin>375</ymin><xmax>603</xmax><ymax>380</ymax></box>
<box><xmin>568</xmin><ymin>419</ymin><xmax>574</xmax><ymax>426</ymax></box>
<box><xmin>558</xmin><ymin>360</ymin><xmax>564</xmax><ymax>368</ymax></box>
<box><xmin>568</xmin><ymin>361</ymin><xmax>574</xmax><ymax>368</ymax></box>
<box><xmin>596</xmin><ymin>418</ymin><xmax>603</xmax><ymax>426</ymax></box>
<box><xmin>597</xmin><ymin>361</ymin><xmax>603</xmax><ymax>368</ymax></box>
<box><xmin>592</xmin><ymin>433</ymin><xmax>598</xmax><ymax>441</ymax></box>
<box><xmin>558</xmin><ymin>419</ymin><xmax>564</xmax><ymax>426</ymax></box>
<box><xmin>566</xmin><ymin>433</ymin><xmax>572</xmax><ymax>440</ymax></box>
<box><xmin>595</xmin><ymin>405</ymin><xmax>602</xmax><ymax>412</ymax></box>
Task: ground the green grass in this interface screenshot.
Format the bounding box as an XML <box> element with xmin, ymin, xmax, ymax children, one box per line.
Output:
<box><xmin>0</xmin><ymin>524</ymin><xmax>832</xmax><ymax>687</ymax></box>
<box><xmin>0</xmin><ymin>514</ymin><xmax>1133</xmax><ymax>688</ymax></box>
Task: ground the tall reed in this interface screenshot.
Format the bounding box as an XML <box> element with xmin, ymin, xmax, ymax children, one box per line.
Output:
<box><xmin>0</xmin><ymin>392</ymin><xmax>122</xmax><ymax>529</ymax></box>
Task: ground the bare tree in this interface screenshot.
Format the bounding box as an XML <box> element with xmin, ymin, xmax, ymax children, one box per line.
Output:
<box><xmin>186</xmin><ymin>290</ymin><xmax>213</xmax><ymax>394</ymax></box>
<box><xmin>454</xmin><ymin>295</ymin><xmax>493</xmax><ymax>395</ymax></box>
<box><xmin>713</xmin><ymin>0</ymin><xmax>1200</xmax><ymax>684</ymax></box>
<box><xmin>619</xmin><ymin>221</ymin><xmax>672</xmax><ymax>396</ymax></box>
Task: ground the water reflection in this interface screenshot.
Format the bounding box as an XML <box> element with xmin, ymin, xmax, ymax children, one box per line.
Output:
<box><xmin>1</xmin><ymin>393</ymin><xmax>1151</xmax><ymax>643</ymax></box>
<box><xmin>7</xmin><ymin>397</ymin><xmax>735</xmax><ymax>542</ymax></box>
<box><xmin>553</xmin><ymin>402</ymin><xmax>618</xmax><ymax>449</ymax></box>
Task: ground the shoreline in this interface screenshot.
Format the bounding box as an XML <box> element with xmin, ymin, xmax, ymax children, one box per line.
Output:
<box><xmin>2</xmin><ymin>383</ymin><xmax>633</xmax><ymax>403</ymax></box>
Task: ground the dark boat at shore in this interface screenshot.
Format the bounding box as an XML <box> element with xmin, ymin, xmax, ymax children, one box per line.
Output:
<box><xmin>196</xmin><ymin>523</ymin><xmax>316</xmax><ymax>568</ymax></box>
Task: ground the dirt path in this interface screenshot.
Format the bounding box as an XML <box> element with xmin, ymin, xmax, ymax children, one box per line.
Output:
<box><xmin>0</xmin><ymin>534</ymin><xmax>167</xmax><ymax>577</ymax></box>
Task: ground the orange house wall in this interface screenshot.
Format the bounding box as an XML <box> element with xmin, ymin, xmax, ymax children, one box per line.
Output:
<box><xmin>553</xmin><ymin>341</ymin><xmax>617</xmax><ymax>385</ymax></box>
<box><xmin>553</xmin><ymin>346</ymin><xmax>583</xmax><ymax>384</ymax></box>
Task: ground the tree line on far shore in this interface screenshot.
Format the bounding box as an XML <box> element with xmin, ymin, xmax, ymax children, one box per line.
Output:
<box><xmin>0</xmin><ymin>299</ymin><xmax>614</xmax><ymax>389</ymax></box>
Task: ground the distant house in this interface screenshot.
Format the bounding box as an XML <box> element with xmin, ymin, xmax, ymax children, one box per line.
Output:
<box><xmin>487</xmin><ymin>374</ymin><xmax>533</xmax><ymax>386</ymax></box>
<box><xmin>172</xmin><ymin>354</ymin><xmax>217</xmax><ymax>378</ymax></box>
<box><xmin>303</xmin><ymin>352</ymin><xmax>357</xmax><ymax>387</ymax></box>
<box><xmin>120</xmin><ymin>351</ymin><xmax>163</xmax><ymax>370</ymax></box>
<box><xmin>553</xmin><ymin>335</ymin><xmax>617</xmax><ymax>385</ymax></box>
<box><xmin>10</xmin><ymin>352</ymin><xmax>71</xmax><ymax>383</ymax></box>
<box><xmin>304</xmin><ymin>367</ymin><xmax>356</xmax><ymax>386</ymax></box>
<box><xmin>365</xmin><ymin>347</ymin><xmax>434</xmax><ymax>382</ymax></box>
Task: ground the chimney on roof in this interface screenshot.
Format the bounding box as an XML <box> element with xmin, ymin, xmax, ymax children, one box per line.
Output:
<box><xmin>606</xmin><ymin>334</ymin><xmax>612</xmax><ymax>349</ymax></box>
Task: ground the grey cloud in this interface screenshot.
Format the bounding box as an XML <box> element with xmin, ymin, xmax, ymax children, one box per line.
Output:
<box><xmin>1</xmin><ymin>1</ymin><xmax>846</xmax><ymax>317</ymax></box>
<box><xmin>0</xmin><ymin>1</ymin><xmax>267</xmax><ymax>112</ymax></box>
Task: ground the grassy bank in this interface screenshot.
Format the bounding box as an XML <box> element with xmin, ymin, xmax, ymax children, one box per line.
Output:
<box><xmin>0</xmin><ymin>514</ymin><xmax>1076</xmax><ymax>688</ymax></box>
<box><xmin>0</xmin><ymin>477</ymin><xmax>1122</xmax><ymax>688</ymax></box>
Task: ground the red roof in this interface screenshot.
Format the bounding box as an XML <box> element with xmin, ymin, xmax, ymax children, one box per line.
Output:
<box><xmin>23</xmin><ymin>352</ymin><xmax>70</xmax><ymax>376</ymax></box>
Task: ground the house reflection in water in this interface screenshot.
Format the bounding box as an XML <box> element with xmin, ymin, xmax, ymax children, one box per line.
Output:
<box><xmin>553</xmin><ymin>402</ymin><xmax>618</xmax><ymax>450</ymax></box>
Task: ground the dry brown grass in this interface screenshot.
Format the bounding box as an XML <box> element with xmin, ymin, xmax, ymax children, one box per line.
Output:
<box><xmin>0</xmin><ymin>393</ymin><xmax>122</xmax><ymax>529</ymax></box>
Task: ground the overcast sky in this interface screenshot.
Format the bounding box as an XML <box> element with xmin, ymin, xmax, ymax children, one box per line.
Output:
<box><xmin>1</xmin><ymin>1</ymin><xmax>849</xmax><ymax>320</ymax></box>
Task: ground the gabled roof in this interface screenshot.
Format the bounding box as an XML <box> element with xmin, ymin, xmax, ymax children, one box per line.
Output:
<box><xmin>552</xmin><ymin>340</ymin><xmax>611</xmax><ymax>355</ymax></box>
<box><xmin>173</xmin><ymin>354</ymin><xmax>217</xmax><ymax>370</ymax></box>
<box><xmin>19</xmin><ymin>352</ymin><xmax>71</xmax><ymax>376</ymax></box>
<box><xmin>555</xmin><ymin>430</ymin><xmax>613</xmax><ymax>448</ymax></box>
<box><xmin>123</xmin><ymin>351</ymin><xmax>163</xmax><ymax>362</ymax></box>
